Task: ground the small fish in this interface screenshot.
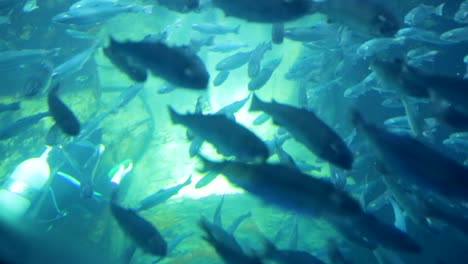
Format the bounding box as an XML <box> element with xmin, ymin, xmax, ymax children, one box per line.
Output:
<box><xmin>209</xmin><ymin>41</ymin><xmax>250</xmax><ymax>53</ymax></box>
<box><xmin>248</xmin><ymin>42</ymin><xmax>272</xmax><ymax>78</ymax></box>
<box><xmin>454</xmin><ymin>0</ymin><xmax>468</xmax><ymax>24</ymax></box>
<box><xmin>22</xmin><ymin>61</ymin><xmax>53</xmax><ymax>98</ymax></box>
<box><xmin>440</xmin><ymin>26</ymin><xmax>468</xmax><ymax>43</ymax></box>
<box><xmin>157</xmin><ymin>83</ymin><xmax>177</xmax><ymax>94</ymax></box>
<box><xmin>47</xmin><ymin>83</ymin><xmax>80</xmax><ymax>136</ymax></box>
<box><xmin>213</xmin><ymin>71</ymin><xmax>230</xmax><ymax>86</ymax></box>
<box><xmin>52</xmin><ymin>4</ymin><xmax>153</xmax><ymax>26</ymax></box>
<box><xmin>215</xmin><ymin>50</ymin><xmax>253</xmax><ymax>71</ymax></box>
<box><xmin>404</xmin><ymin>3</ymin><xmax>445</xmax><ymax>27</ymax></box>
<box><xmin>136</xmin><ymin>175</ymin><xmax>192</xmax><ymax>212</ymax></box>
<box><xmin>248</xmin><ymin>57</ymin><xmax>282</xmax><ymax>91</ymax></box>
<box><xmin>284</xmin><ymin>23</ymin><xmax>339</xmax><ymax>42</ymax></box>
<box><xmin>252</xmin><ymin>113</ymin><xmax>270</xmax><ymax>126</ymax></box>
<box><xmin>0</xmin><ymin>112</ymin><xmax>49</xmax><ymax>140</ymax></box>
<box><xmin>52</xmin><ymin>42</ymin><xmax>100</xmax><ymax>81</ymax></box>
<box><xmin>396</xmin><ymin>27</ymin><xmax>452</xmax><ymax>45</ymax></box>
<box><xmin>192</xmin><ymin>23</ymin><xmax>240</xmax><ymax>35</ymax></box>
<box><xmin>23</xmin><ymin>0</ymin><xmax>38</xmax><ymax>12</ymax></box>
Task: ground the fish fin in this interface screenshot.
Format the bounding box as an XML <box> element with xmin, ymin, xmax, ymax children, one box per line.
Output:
<box><xmin>234</xmin><ymin>25</ymin><xmax>240</xmax><ymax>34</ymax></box>
<box><xmin>184</xmin><ymin>174</ymin><xmax>192</xmax><ymax>185</ymax></box>
<box><xmin>167</xmin><ymin>106</ymin><xmax>182</xmax><ymax>124</ymax></box>
<box><xmin>141</xmin><ymin>5</ymin><xmax>153</xmax><ymax>14</ymax></box>
<box><xmin>249</xmin><ymin>93</ymin><xmax>265</xmax><ymax>112</ymax></box>
<box><xmin>435</xmin><ymin>3</ymin><xmax>445</xmax><ymax>16</ymax></box>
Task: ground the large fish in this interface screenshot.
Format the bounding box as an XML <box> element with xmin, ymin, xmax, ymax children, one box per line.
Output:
<box><xmin>352</xmin><ymin>110</ymin><xmax>468</xmax><ymax>203</ymax></box>
<box><xmin>47</xmin><ymin>83</ymin><xmax>80</xmax><ymax>136</ymax></box>
<box><xmin>104</xmin><ymin>38</ymin><xmax>209</xmax><ymax>89</ymax></box>
<box><xmin>111</xmin><ymin>201</ymin><xmax>167</xmax><ymax>256</ymax></box>
<box><xmin>169</xmin><ymin>106</ymin><xmax>269</xmax><ymax>162</ymax></box>
<box><xmin>249</xmin><ymin>95</ymin><xmax>353</xmax><ymax>169</ymax></box>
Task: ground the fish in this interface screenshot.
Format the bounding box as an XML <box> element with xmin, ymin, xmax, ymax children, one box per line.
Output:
<box><xmin>404</xmin><ymin>3</ymin><xmax>445</xmax><ymax>27</ymax></box>
<box><xmin>104</xmin><ymin>38</ymin><xmax>209</xmax><ymax>89</ymax></box>
<box><xmin>169</xmin><ymin>106</ymin><xmax>269</xmax><ymax>162</ymax></box>
<box><xmin>284</xmin><ymin>23</ymin><xmax>339</xmax><ymax>42</ymax></box>
<box><xmin>0</xmin><ymin>112</ymin><xmax>49</xmax><ymax>140</ymax></box>
<box><xmin>440</xmin><ymin>26</ymin><xmax>468</xmax><ymax>43</ymax></box>
<box><xmin>211</xmin><ymin>0</ymin><xmax>313</xmax><ymax>23</ymax></box>
<box><xmin>157</xmin><ymin>83</ymin><xmax>177</xmax><ymax>94</ymax></box>
<box><xmin>22</xmin><ymin>61</ymin><xmax>53</xmax><ymax>98</ymax></box>
<box><xmin>135</xmin><ymin>175</ymin><xmax>192</xmax><ymax>212</ymax></box>
<box><xmin>356</xmin><ymin>37</ymin><xmax>406</xmax><ymax>60</ymax></box>
<box><xmin>248</xmin><ymin>57</ymin><xmax>282</xmax><ymax>91</ymax></box>
<box><xmin>110</xmin><ymin>199</ymin><xmax>167</xmax><ymax>256</ymax></box>
<box><xmin>0</xmin><ymin>48</ymin><xmax>59</xmax><ymax>70</ymax></box>
<box><xmin>263</xmin><ymin>239</ymin><xmax>326</xmax><ymax>264</ymax></box>
<box><xmin>0</xmin><ymin>101</ymin><xmax>20</xmax><ymax>113</ymax></box>
<box><xmin>65</xmin><ymin>29</ymin><xmax>95</xmax><ymax>40</ymax></box>
<box><xmin>198</xmin><ymin>156</ymin><xmax>359</xmax><ymax>220</ymax></box>
<box><xmin>23</xmin><ymin>0</ymin><xmax>38</xmax><ymax>12</ymax></box>
<box><xmin>215</xmin><ymin>50</ymin><xmax>253</xmax><ymax>71</ymax></box>
<box><xmin>47</xmin><ymin>83</ymin><xmax>80</xmax><ymax>136</ymax></box>
<box><xmin>252</xmin><ymin>113</ymin><xmax>270</xmax><ymax>126</ymax></box>
<box><xmin>248</xmin><ymin>42</ymin><xmax>272</xmax><ymax>78</ymax></box>
<box><xmin>199</xmin><ymin>216</ymin><xmax>263</xmax><ymax>264</ymax></box>
<box><xmin>213</xmin><ymin>71</ymin><xmax>230</xmax><ymax>87</ymax></box>
<box><xmin>314</xmin><ymin>0</ymin><xmax>400</xmax><ymax>37</ymax></box>
<box><xmin>352</xmin><ymin>109</ymin><xmax>468</xmax><ymax>202</ymax></box>
<box><xmin>156</xmin><ymin>0</ymin><xmax>199</xmax><ymax>13</ymax></box>
<box><xmin>395</xmin><ymin>27</ymin><xmax>452</xmax><ymax>45</ymax></box>
<box><xmin>111</xmin><ymin>83</ymin><xmax>144</xmax><ymax>111</ymax></box>
<box><xmin>70</xmin><ymin>0</ymin><xmax>120</xmax><ymax>10</ymax></box>
<box><xmin>370</xmin><ymin>58</ymin><xmax>430</xmax><ymax>98</ymax></box>
<box><xmin>454</xmin><ymin>0</ymin><xmax>468</xmax><ymax>24</ymax></box>
<box><xmin>189</xmin><ymin>35</ymin><xmax>215</xmax><ymax>52</ymax></box>
<box><xmin>52</xmin><ymin>42</ymin><xmax>100</xmax><ymax>81</ymax></box>
<box><xmin>272</xmin><ymin>23</ymin><xmax>284</xmax><ymax>44</ymax></box>
<box><xmin>195</xmin><ymin>171</ymin><xmax>220</xmax><ymax>189</ymax></box>
<box><xmin>209</xmin><ymin>41</ymin><xmax>250</xmax><ymax>53</ymax></box>
<box><xmin>249</xmin><ymin>95</ymin><xmax>353</xmax><ymax>170</ymax></box>
<box><xmin>192</xmin><ymin>23</ymin><xmax>240</xmax><ymax>35</ymax></box>
<box><xmin>52</xmin><ymin>3</ymin><xmax>153</xmax><ymax>26</ymax></box>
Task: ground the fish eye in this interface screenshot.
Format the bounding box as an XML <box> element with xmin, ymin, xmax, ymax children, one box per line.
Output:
<box><xmin>184</xmin><ymin>68</ymin><xmax>194</xmax><ymax>77</ymax></box>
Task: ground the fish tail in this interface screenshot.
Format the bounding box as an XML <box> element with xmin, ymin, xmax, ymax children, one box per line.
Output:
<box><xmin>10</xmin><ymin>101</ymin><xmax>20</xmax><ymax>111</ymax></box>
<box><xmin>184</xmin><ymin>174</ymin><xmax>192</xmax><ymax>185</ymax></box>
<box><xmin>197</xmin><ymin>155</ymin><xmax>224</xmax><ymax>174</ymax></box>
<box><xmin>435</xmin><ymin>3</ymin><xmax>445</xmax><ymax>16</ymax></box>
<box><xmin>234</xmin><ymin>25</ymin><xmax>241</xmax><ymax>34</ymax></box>
<box><xmin>249</xmin><ymin>93</ymin><xmax>265</xmax><ymax>112</ymax></box>
<box><xmin>167</xmin><ymin>106</ymin><xmax>182</xmax><ymax>124</ymax></box>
